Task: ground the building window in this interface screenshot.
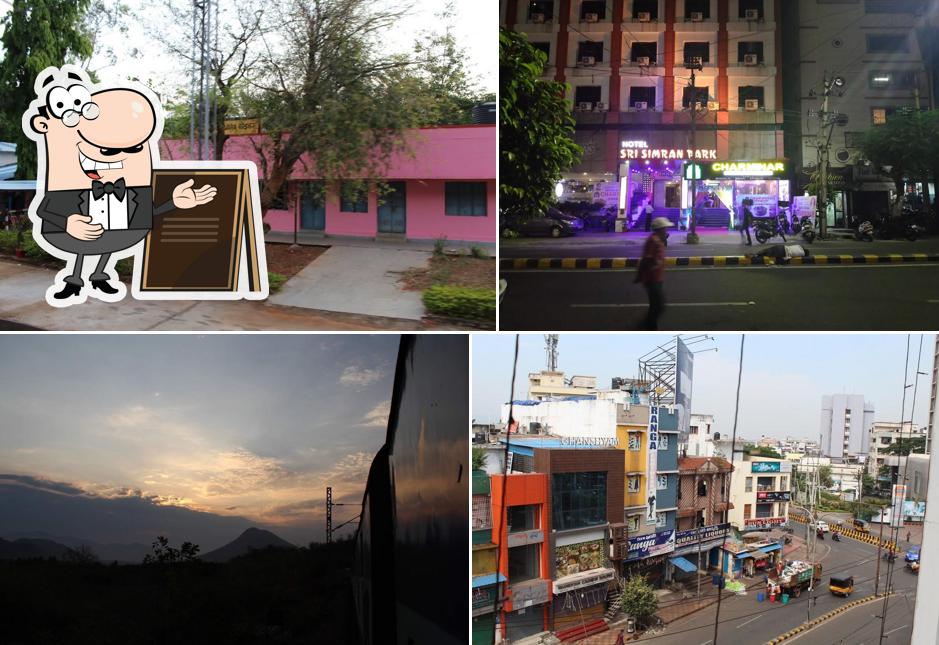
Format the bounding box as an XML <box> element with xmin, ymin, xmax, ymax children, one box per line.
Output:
<box><xmin>872</xmin><ymin>107</ymin><xmax>893</xmax><ymax>125</ymax></box>
<box><xmin>866</xmin><ymin>34</ymin><xmax>910</xmax><ymax>54</ymax></box>
<box><xmin>628</xmin><ymin>432</ymin><xmax>641</xmax><ymax>451</ymax></box>
<box><xmin>580</xmin><ymin>0</ymin><xmax>606</xmax><ymax>20</ymax></box>
<box><xmin>626</xmin><ymin>514</ymin><xmax>641</xmax><ymax>532</ymax></box>
<box><xmin>745</xmin><ymin>476</ymin><xmax>753</xmax><ymax>492</ymax></box>
<box><xmin>339</xmin><ymin>183</ymin><xmax>368</xmax><ymax>213</ymax></box>
<box><xmin>865</xmin><ymin>0</ymin><xmax>925</xmax><ymax>13</ymax></box>
<box><xmin>737</xmin><ymin>42</ymin><xmax>764</xmax><ymax>64</ymax></box>
<box><xmin>472</xmin><ymin>494</ymin><xmax>491</xmax><ymax>529</ymax></box>
<box><xmin>756</xmin><ymin>502</ymin><xmax>774</xmax><ymax>518</ymax></box>
<box><xmin>682</xmin><ymin>86</ymin><xmax>710</xmax><ymax>108</ymax></box>
<box><xmin>507</xmin><ymin>505</ymin><xmax>537</xmax><ymax>533</ymax></box>
<box><xmin>444</xmin><ymin>182</ymin><xmax>487</xmax><ymax>216</ymax></box>
<box><xmin>739</xmin><ymin>0</ymin><xmax>764</xmax><ymax>18</ymax></box>
<box><xmin>628</xmin><ymin>86</ymin><xmax>656</xmax><ymax>108</ymax></box>
<box><xmin>574</xmin><ymin>85</ymin><xmax>602</xmax><ymax>105</ymax></box>
<box><xmin>697</xmin><ymin>480</ymin><xmax>708</xmax><ymax>497</ymax></box>
<box><xmin>683</xmin><ymin>42</ymin><xmax>710</xmax><ymax>64</ymax></box>
<box><xmin>685</xmin><ymin>0</ymin><xmax>710</xmax><ymax>19</ymax></box>
<box><xmin>508</xmin><ymin>543</ymin><xmax>540</xmax><ymax>582</ymax></box>
<box><xmin>844</xmin><ymin>131</ymin><xmax>865</xmax><ymax>148</ymax></box>
<box><xmin>757</xmin><ymin>476</ymin><xmax>774</xmax><ymax>492</ymax></box>
<box><xmin>632</xmin><ymin>0</ymin><xmax>658</xmax><ymax>20</ymax></box>
<box><xmin>630</xmin><ymin>42</ymin><xmax>657</xmax><ymax>63</ymax></box>
<box><xmin>738</xmin><ymin>86</ymin><xmax>765</xmax><ymax>108</ymax></box>
<box><xmin>528</xmin><ymin>0</ymin><xmax>554</xmax><ymax>22</ymax></box>
<box><xmin>577</xmin><ymin>41</ymin><xmax>604</xmax><ymax>63</ymax></box>
<box><xmin>657</xmin><ymin>474</ymin><xmax>668</xmax><ymax>490</ymax></box>
<box><xmin>628</xmin><ymin>475</ymin><xmax>641</xmax><ymax>493</ymax></box>
<box><xmin>656</xmin><ymin>512</ymin><xmax>667</xmax><ymax>527</ymax></box>
<box><xmin>696</xmin><ymin>509</ymin><xmax>706</xmax><ymax>527</ymax></box>
<box><xmin>869</xmin><ymin>71</ymin><xmax>918</xmax><ymax>90</ymax></box>
<box><xmin>551</xmin><ymin>471</ymin><xmax>607</xmax><ymax>531</ymax></box>
<box><xmin>690</xmin><ymin>425</ymin><xmax>698</xmax><ymax>435</ymax></box>
<box><xmin>659</xmin><ymin>434</ymin><xmax>669</xmax><ymax>450</ymax></box>
<box><xmin>744</xmin><ymin>503</ymin><xmax>752</xmax><ymax>519</ymax></box>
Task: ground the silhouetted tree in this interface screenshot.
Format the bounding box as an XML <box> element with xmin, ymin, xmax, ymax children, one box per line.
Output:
<box><xmin>143</xmin><ymin>536</ymin><xmax>200</xmax><ymax>563</ymax></box>
<box><xmin>63</xmin><ymin>544</ymin><xmax>99</xmax><ymax>564</ymax></box>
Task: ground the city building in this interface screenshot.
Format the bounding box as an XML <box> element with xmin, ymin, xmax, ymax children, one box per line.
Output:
<box><xmin>820</xmin><ymin>394</ymin><xmax>874</xmax><ymax>460</ymax></box>
<box><xmin>928</xmin><ymin>334</ymin><xmax>938</xmax><ymax>454</ymax></box>
<box><xmin>161</xmin><ymin>125</ymin><xmax>496</xmax><ymax>244</ymax></box>
<box><xmin>784</xmin><ymin>0</ymin><xmax>934</xmax><ymax>224</ymax></box>
<box><xmin>727</xmin><ymin>451</ymin><xmax>791</xmax><ymax>533</ymax></box>
<box><xmin>472</xmin><ymin>470</ymin><xmax>505</xmax><ymax>645</ymax></box>
<box><xmin>527</xmin><ymin>370</ymin><xmax>598</xmax><ymax>400</ymax></box>
<box><xmin>795</xmin><ymin>456</ymin><xmax>865</xmax><ymax>502</ymax></box>
<box><xmin>669</xmin><ymin>456</ymin><xmax>732</xmax><ymax>582</ymax></box>
<box><xmin>682</xmin><ymin>413</ymin><xmax>718</xmax><ymax>457</ymax></box>
<box><xmin>490</xmin><ymin>472</ymin><xmax>552</xmax><ymax>642</ymax></box>
<box><xmin>867</xmin><ymin>421</ymin><xmax>927</xmax><ymax>476</ymax></box>
<box><xmin>501</xmin><ymin>0</ymin><xmax>787</xmax><ymax>230</ymax></box>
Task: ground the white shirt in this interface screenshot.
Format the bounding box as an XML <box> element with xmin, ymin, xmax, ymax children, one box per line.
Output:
<box><xmin>88</xmin><ymin>189</ymin><xmax>129</xmax><ymax>230</ymax></box>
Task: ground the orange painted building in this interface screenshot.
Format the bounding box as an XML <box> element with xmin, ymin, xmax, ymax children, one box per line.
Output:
<box><xmin>490</xmin><ymin>472</ymin><xmax>552</xmax><ymax>642</ymax></box>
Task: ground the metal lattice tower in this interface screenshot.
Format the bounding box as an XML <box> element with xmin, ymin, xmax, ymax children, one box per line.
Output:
<box><xmin>326</xmin><ymin>486</ymin><xmax>332</xmax><ymax>543</ymax></box>
<box><xmin>190</xmin><ymin>0</ymin><xmax>219</xmax><ymax>160</ymax></box>
<box><xmin>637</xmin><ymin>335</ymin><xmax>715</xmax><ymax>405</ymax></box>
<box><xmin>545</xmin><ymin>334</ymin><xmax>559</xmax><ymax>371</ymax></box>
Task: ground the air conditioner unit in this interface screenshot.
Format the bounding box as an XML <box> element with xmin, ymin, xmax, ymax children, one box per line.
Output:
<box><xmin>595</xmin><ymin>102</ymin><xmax>608</xmax><ymax>111</ymax></box>
<box><xmin>745</xmin><ymin>99</ymin><xmax>760</xmax><ymax>111</ymax></box>
<box><xmin>745</xmin><ymin>9</ymin><xmax>760</xmax><ymax>20</ymax></box>
<box><xmin>707</xmin><ymin>101</ymin><xmax>720</xmax><ymax>111</ymax></box>
<box><xmin>744</xmin><ymin>53</ymin><xmax>759</xmax><ymax>66</ymax></box>
<box><xmin>638</xmin><ymin>11</ymin><xmax>651</xmax><ymax>22</ymax></box>
<box><xmin>531</xmin><ymin>12</ymin><xmax>545</xmax><ymax>23</ymax></box>
<box><xmin>690</xmin><ymin>56</ymin><xmax>704</xmax><ymax>66</ymax></box>
<box><xmin>580</xmin><ymin>56</ymin><xmax>596</xmax><ymax>66</ymax></box>
<box><xmin>691</xmin><ymin>11</ymin><xmax>704</xmax><ymax>22</ymax></box>
<box><xmin>578</xmin><ymin>101</ymin><xmax>594</xmax><ymax>111</ymax></box>
<box><xmin>637</xmin><ymin>56</ymin><xmax>651</xmax><ymax>66</ymax></box>
<box><xmin>635</xmin><ymin>101</ymin><xmax>649</xmax><ymax>111</ymax></box>
<box><xmin>584</xmin><ymin>12</ymin><xmax>599</xmax><ymax>22</ymax></box>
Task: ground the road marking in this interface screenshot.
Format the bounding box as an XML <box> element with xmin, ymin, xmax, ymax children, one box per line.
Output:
<box><xmin>736</xmin><ymin>615</ymin><xmax>761</xmax><ymax>629</ymax></box>
<box><xmin>883</xmin><ymin>624</ymin><xmax>908</xmax><ymax>636</ymax></box>
<box><xmin>570</xmin><ymin>302</ymin><xmax>756</xmax><ymax>308</ymax></box>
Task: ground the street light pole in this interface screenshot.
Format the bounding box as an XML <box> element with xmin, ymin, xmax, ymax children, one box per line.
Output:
<box><xmin>818</xmin><ymin>75</ymin><xmax>830</xmax><ymax>240</ymax></box>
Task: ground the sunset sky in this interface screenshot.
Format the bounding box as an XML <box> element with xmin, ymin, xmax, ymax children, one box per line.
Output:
<box><xmin>0</xmin><ymin>334</ymin><xmax>398</xmax><ymax>547</ymax></box>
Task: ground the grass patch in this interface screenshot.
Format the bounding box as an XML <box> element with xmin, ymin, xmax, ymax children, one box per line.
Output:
<box><xmin>422</xmin><ymin>285</ymin><xmax>495</xmax><ymax>321</ymax></box>
<box><xmin>268</xmin><ymin>272</ymin><xmax>288</xmax><ymax>293</ymax></box>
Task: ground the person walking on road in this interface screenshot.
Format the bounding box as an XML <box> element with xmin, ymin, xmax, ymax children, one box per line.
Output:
<box><xmin>615</xmin><ymin>629</ymin><xmax>625</xmax><ymax>645</ymax></box>
<box><xmin>635</xmin><ymin>217</ymin><xmax>673</xmax><ymax>330</ymax></box>
<box><xmin>739</xmin><ymin>199</ymin><xmax>753</xmax><ymax>245</ymax></box>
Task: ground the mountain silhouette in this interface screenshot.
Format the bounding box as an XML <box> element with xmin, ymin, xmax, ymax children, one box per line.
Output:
<box><xmin>6</xmin><ymin>531</ymin><xmax>150</xmax><ymax>563</ymax></box>
<box><xmin>0</xmin><ymin>536</ymin><xmax>71</xmax><ymax>560</ymax></box>
<box><xmin>200</xmin><ymin>527</ymin><xmax>296</xmax><ymax>562</ymax></box>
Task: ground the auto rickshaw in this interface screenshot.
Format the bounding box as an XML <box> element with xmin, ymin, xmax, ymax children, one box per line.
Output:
<box><xmin>853</xmin><ymin>518</ymin><xmax>870</xmax><ymax>534</ymax></box>
<box><xmin>829</xmin><ymin>575</ymin><xmax>854</xmax><ymax>597</ymax></box>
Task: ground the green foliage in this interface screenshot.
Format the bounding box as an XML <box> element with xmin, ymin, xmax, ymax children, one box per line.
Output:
<box><xmin>0</xmin><ymin>0</ymin><xmax>94</xmax><ymax>179</ymax></box>
<box><xmin>883</xmin><ymin>436</ymin><xmax>926</xmax><ymax>455</ymax></box>
<box><xmin>115</xmin><ymin>258</ymin><xmax>133</xmax><ymax>277</ymax></box>
<box><xmin>469</xmin><ymin>245</ymin><xmax>488</xmax><ymax>259</ymax></box>
<box><xmin>746</xmin><ymin>445</ymin><xmax>784</xmax><ymax>460</ymax></box>
<box><xmin>499</xmin><ymin>28</ymin><xmax>582</xmax><ymax>221</ymax></box>
<box><xmin>818</xmin><ymin>465</ymin><xmax>834</xmax><ymax>488</ymax></box>
<box><xmin>268</xmin><ymin>272</ymin><xmax>287</xmax><ymax>293</ymax></box>
<box><xmin>142</xmin><ymin>536</ymin><xmax>200</xmax><ymax>564</ymax></box>
<box><xmin>422</xmin><ymin>285</ymin><xmax>495</xmax><ymax>321</ymax></box>
<box><xmin>433</xmin><ymin>237</ymin><xmax>448</xmax><ymax>258</ymax></box>
<box><xmin>621</xmin><ymin>575</ymin><xmax>658</xmax><ymax>626</ymax></box>
<box><xmin>862</xmin><ymin>473</ymin><xmax>878</xmax><ymax>497</ymax></box>
<box><xmin>472</xmin><ymin>446</ymin><xmax>486</xmax><ymax>471</ymax></box>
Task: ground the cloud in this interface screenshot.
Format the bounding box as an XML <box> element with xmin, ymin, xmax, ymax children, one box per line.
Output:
<box><xmin>359</xmin><ymin>400</ymin><xmax>391</xmax><ymax>428</ymax></box>
<box><xmin>0</xmin><ymin>473</ymin><xmax>86</xmax><ymax>496</ymax></box>
<box><xmin>339</xmin><ymin>366</ymin><xmax>383</xmax><ymax>387</ymax></box>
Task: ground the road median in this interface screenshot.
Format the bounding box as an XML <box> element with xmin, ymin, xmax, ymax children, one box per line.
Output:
<box><xmin>501</xmin><ymin>254</ymin><xmax>939</xmax><ymax>271</ymax></box>
<box><xmin>763</xmin><ymin>592</ymin><xmax>892</xmax><ymax>644</ymax></box>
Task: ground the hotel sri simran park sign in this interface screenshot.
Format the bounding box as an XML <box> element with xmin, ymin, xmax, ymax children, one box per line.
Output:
<box><xmin>620</xmin><ymin>140</ymin><xmax>717</xmax><ymax>161</ymax></box>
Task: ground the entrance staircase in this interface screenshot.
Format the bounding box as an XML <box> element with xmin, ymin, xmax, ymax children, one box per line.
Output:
<box><xmin>604</xmin><ymin>585</ymin><xmax>623</xmax><ymax>622</ymax></box>
<box><xmin>695</xmin><ymin>207</ymin><xmax>731</xmax><ymax>227</ymax></box>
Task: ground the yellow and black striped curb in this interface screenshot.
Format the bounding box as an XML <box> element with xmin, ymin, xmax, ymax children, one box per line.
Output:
<box><xmin>764</xmin><ymin>593</ymin><xmax>891</xmax><ymax>644</ymax></box>
<box><xmin>500</xmin><ymin>254</ymin><xmax>939</xmax><ymax>271</ymax></box>
<box><xmin>789</xmin><ymin>513</ymin><xmax>898</xmax><ymax>551</ymax></box>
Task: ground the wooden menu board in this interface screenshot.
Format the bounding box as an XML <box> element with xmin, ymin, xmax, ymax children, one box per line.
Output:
<box><xmin>139</xmin><ymin>169</ymin><xmax>263</xmax><ymax>293</ymax></box>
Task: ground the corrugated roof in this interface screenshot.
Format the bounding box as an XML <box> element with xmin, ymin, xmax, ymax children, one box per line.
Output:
<box><xmin>679</xmin><ymin>456</ymin><xmax>732</xmax><ymax>471</ymax></box>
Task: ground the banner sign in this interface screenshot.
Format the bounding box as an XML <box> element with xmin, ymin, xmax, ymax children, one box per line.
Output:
<box><xmin>507</xmin><ymin>529</ymin><xmax>545</xmax><ymax>548</ymax></box>
<box><xmin>473</xmin><ymin>585</ymin><xmax>497</xmax><ymax>610</ymax></box>
<box><xmin>626</xmin><ymin>529</ymin><xmax>676</xmax><ymax>560</ymax></box>
<box><xmin>555</xmin><ymin>540</ymin><xmax>606</xmax><ymax>577</ymax></box>
<box><xmin>751</xmin><ymin>461</ymin><xmax>792</xmax><ymax>473</ymax></box>
<box><xmin>620</xmin><ymin>139</ymin><xmax>717</xmax><ymax>161</ymax></box>
<box><xmin>705</xmin><ymin>161</ymin><xmax>788</xmax><ymax>178</ymax></box>
<box><xmin>647</xmin><ymin>405</ymin><xmax>659</xmax><ymax>525</ymax></box>
<box><xmin>591</xmin><ymin>182</ymin><xmax>620</xmax><ymax>206</ymax></box>
<box><xmin>675</xmin><ymin>523</ymin><xmax>730</xmax><ymax>548</ymax></box>
<box><xmin>903</xmin><ymin>500</ymin><xmax>926</xmax><ymax>521</ymax></box>
<box><xmin>675</xmin><ymin>339</ymin><xmax>694</xmax><ymax>439</ymax></box>
<box><xmin>756</xmin><ymin>491</ymin><xmax>791</xmax><ymax>502</ymax></box>
<box><xmin>743</xmin><ymin>516</ymin><xmax>787</xmax><ymax>530</ymax></box>
<box><xmin>891</xmin><ymin>484</ymin><xmax>907</xmax><ymax>529</ymax></box>
<box><xmin>559</xmin><ymin>436</ymin><xmax>619</xmax><ymax>448</ymax></box>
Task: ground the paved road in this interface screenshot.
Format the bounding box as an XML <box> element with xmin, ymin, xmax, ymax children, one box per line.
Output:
<box><xmin>639</xmin><ymin>530</ymin><xmax>917</xmax><ymax>645</ymax></box>
<box><xmin>499</xmin><ymin>264</ymin><xmax>939</xmax><ymax>330</ymax></box>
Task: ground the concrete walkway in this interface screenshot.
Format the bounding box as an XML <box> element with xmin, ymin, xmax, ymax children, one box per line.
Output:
<box><xmin>268</xmin><ymin>244</ymin><xmax>430</xmax><ymax>321</ymax></box>
<box><xmin>0</xmin><ymin>258</ymin><xmax>442</xmax><ymax>331</ymax></box>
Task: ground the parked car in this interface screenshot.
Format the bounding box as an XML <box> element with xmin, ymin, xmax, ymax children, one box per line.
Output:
<box><xmin>502</xmin><ymin>208</ymin><xmax>581</xmax><ymax>238</ymax></box>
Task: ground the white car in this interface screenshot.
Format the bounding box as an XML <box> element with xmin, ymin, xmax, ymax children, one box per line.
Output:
<box><xmin>811</xmin><ymin>521</ymin><xmax>830</xmax><ymax>533</ymax></box>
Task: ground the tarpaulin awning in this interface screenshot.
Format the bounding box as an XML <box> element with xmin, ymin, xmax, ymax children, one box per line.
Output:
<box><xmin>736</xmin><ymin>552</ymin><xmax>754</xmax><ymax>559</ymax></box>
<box><xmin>761</xmin><ymin>543</ymin><xmax>782</xmax><ymax>552</ymax></box>
<box><xmin>750</xmin><ymin>548</ymin><xmax>771</xmax><ymax>559</ymax></box>
<box><xmin>472</xmin><ymin>573</ymin><xmax>506</xmax><ymax>588</ymax></box>
<box><xmin>669</xmin><ymin>556</ymin><xmax>698</xmax><ymax>573</ymax></box>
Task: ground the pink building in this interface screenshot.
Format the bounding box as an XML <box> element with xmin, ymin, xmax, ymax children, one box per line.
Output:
<box><xmin>160</xmin><ymin>125</ymin><xmax>496</xmax><ymax>243</ymax></box>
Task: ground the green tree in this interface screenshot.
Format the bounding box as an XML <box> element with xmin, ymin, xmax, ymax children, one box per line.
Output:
<box><xmin>0</xmin><ymin>0</ymin><xmax>94</xmax><ymax>179</ymax></box>
<box><xmin>883</xmin><ymin>436</ymin><xmax>927</xmax><ymax>455</ymax></box>
<box><xmin>472</xmin><ymin>446</ymin><xmax>486</xmax><ymax>470</ymax></box>
<box><xmin>499</xmin><ymin>27</ymin><xmax>581</xmax><ymax>224</ymax></box>
<box><xmin>746</xmin><ymin>445</ymin><xmax>784</xmax><ymax>460</ymax></box>
<box><xmin>243</xmin><ymin>0</ymin><xmax>436</xmax><ymax>220</ymax></box>
<box><xmin>862</xmin><ymin>472</ymin><xmax>878</xmax><ymax>497</ymax></box>
<box><xmin>621</xmin><ymin>575</ymin><xmax>658</xmax><ymax>627</ymax></box>
<box><xmin>817</xmin><ymin>465</ymin><xmax>834</xmax><ymax>488</ymax></box>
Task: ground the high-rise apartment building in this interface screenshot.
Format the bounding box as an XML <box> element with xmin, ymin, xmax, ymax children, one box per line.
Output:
<box><xmin>819</xmin><ymin>394</ymin><xmax>874</xmax><ymax>459</ymax></box>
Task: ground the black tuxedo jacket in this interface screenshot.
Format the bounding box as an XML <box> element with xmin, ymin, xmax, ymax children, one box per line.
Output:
<box><xmin>36</xmin><ymin>186</ymin><xmax>174</xmax><ymax>235</ymax></box>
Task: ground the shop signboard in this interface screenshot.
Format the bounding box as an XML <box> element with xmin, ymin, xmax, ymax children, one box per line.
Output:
<box><xmin>904</xmin><ymin>501</ymin><xmax>926</xmax><ymax>521</ymax></box>
<box><xmin>792</xmin><ymin>195</ymin><xmax>816</xmax><ymax>220</ymax></box>
<box><xmin>620</xmin><ymin>139</ymin><xmax>717</xmax><ymax>161</ymax></box>
<box><xmin>704</xmin><ymin>161</ymin><xmax>788</xmax><ymax>178</ymax></box>
<box><xmin>646</xmin><ymin>405</ymin><xmax>659</xmax><ymax>525</ymax></box>
<box><xmin>675</xmin><ymin>339</ymin><xmax>693</xmax><ymax>438</ymax></box>
<box><xmin>559</xmin><ymin>436</ymin><xmax>619</xmax><ymax>447</ymax></box>
<box><xmin>743</xmin><ymin>516</ymin><xmax>786</xmax><ymax>530</ymax></box>
<box><xmin>756</xmin><ymin>491</ymin><xmax>791</xmax><ymax>502</ymax></box>
<box><xmin>473</xmin><ymin>585</ymin><xmax>498</xmax><ymax>611</ymax></box>
<box><xmin>555</xmin><ymin>539</ymin><xmax>606</xmax><ymax>577</ymax></box>
<box><xmin>507</xmin><ymin>529</ymin><xmax>545</xmax><ymax>548</ymax></box>
<box><xmin>223</xmin><ymin>118</ymin><xmax>261</xmax><ymax>135</ymax></box>
<box><xmin>591</xmin><ymin>182</ymin><xmax>620</xmax><ymax>206</ymax></box>
<box><xmin>510</xmin><ymin>579</ymin><xmax>550</xmax><ymax>607</ymax></box>
<box><xmin>626</xmin><ymin>529</ymin><xmax>676</xmax><ymax>560</ymax></box>
<box><xmin>751</xmin><ymin>461</ymin><xmax>791</xmax><ymax>473</ymax></box>
<box><xmin>738</xmin><ymin>192</ymin><xmax>779</xmax><ymax>219</ymax></box>
<box><xmin>675</xmin><ymin>523</ymin><xmax>730</xmax><ymax>548</ymax></box>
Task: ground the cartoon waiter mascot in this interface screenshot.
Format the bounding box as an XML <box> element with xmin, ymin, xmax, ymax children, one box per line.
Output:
<box><xmin>22</xmin><ymin>65</ymin><xmax>217</xmax><ymax>306</ymax></box>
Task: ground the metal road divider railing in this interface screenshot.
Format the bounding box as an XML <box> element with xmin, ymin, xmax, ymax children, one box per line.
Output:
<box><xmin>762</xmin><ymin>592</ymin><xmax>894</xmax><ymax>644</ymax></box>
<box><xmin>789</xmin><ymin>513</ymin><xmax>898</xmax><ymax>552</ymax></box>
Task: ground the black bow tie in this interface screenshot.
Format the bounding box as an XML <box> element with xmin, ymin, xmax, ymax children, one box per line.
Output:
<box><xmin>91</xmin><ymin>178</ymin><xmax>126</xmax><ymax>201</ymax></box>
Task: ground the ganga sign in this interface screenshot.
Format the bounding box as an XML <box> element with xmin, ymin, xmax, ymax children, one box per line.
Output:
<box><xmin>708</xmin><ymin>161</ymin><xmax>787</xmax><ymax>177</ymax></box>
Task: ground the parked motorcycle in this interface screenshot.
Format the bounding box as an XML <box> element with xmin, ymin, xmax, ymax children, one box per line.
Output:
<box><xmin>798</xmin><ymin>216</ymin><xmax>816</xmax><ymax>243</ymax></box>
<box><xmin>754</xmin><ymin>216</ymin><xmax>786</xmax><ymax>244</ymax></box>
<box><xmin>855</xmin><ymin>220</ymin><xmax>874</xmax><ymax>242</ymax></box>
<box><xmin>875</xmin><ymin>212</ymin><xmax>920</xmax><ymax>241</ymax></box>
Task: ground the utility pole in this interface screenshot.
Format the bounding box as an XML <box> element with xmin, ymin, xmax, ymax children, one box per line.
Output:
<box><xmin>326</xmin><ymin>486</ymin><xmax>332</xmax><ymax>543</ymax></box>
<box><xmin>875</xmin><ymin>505</ymin><xmax>885</xmax><ymax>596</ymax></box>
<box><xmin>686</xmin><ymin>61</ymin><xmax>703</xmax><ymax>244</ymax></box>
<box><xmin>817</xmin><ymin>74</ymin><xmax>831</xmax><ymax>239</ymax></box>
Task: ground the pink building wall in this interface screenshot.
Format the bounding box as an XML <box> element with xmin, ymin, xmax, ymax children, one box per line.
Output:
<box><xmin>160</xmin><ymin>125</ymin><xmax>496</xmax><ymax>243</ymax></box>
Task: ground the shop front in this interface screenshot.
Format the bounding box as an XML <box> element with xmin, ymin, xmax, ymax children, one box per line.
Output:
<box><xmin>667</xmin><ymin>523</ymin><xmax>730</xmax><ymax>583</ymax></box>
<box><xmin>683</xmin><ymin>161</ymin><xmax>791</xmax><ymax>229</ymax></box>
<box><xmin>551</xmin><ymin>568</ymin><xmax>616</xmax><ymax>631</ymax></box>
<box><xmin>502</xmin><ymin>578</ymin><xmax>550</xmax><ymax>642</ymax></box>
<box><xmin>622</xmin><ymin>529</ymin><xmax>676</xmax><ymax>588</ymax></box>
<box><xmin>472</xmin><ymin>573</ymin><xmax>505</xmax><ymax>645</ymax></box>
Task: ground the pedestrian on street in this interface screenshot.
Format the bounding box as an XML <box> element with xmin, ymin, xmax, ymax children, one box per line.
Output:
<box><xmin>644</xmin><ymin>201</ymin><xmax>654</xmax><ymax>231</ymax></box>
<box><xmin>907</xmin><ymin>530</ymin><xmax>911</xmax><ymax>543</ymax></box>
<box><xmin>634</xmin><ymin>217</ymin><xmax>673</xmax><ymax>330</ymax></box>
<box><xmin>615</xmin><ymin>629</ymin><xmax>625</xmax><ymax>645</ymax></box>
<box><xmin>738</xmin><ymin>199</ymin><xmax>753</xmax><ymax>245</ymax></box>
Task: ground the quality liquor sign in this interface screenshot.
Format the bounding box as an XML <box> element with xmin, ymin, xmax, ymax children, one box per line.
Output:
<box><xmin>675</xmin><ymin>523</ymin><xmax>731</xmax><ymax>548</ymax></box>
<box><xmin>743</xmin><ymin>517</ymin><xmax>787</xmax><ymax>530</ymax></box>
<box><xmin>646</xmin><ymin>405</ymin><xmax>659</xmax><ymax>525</ymax></box>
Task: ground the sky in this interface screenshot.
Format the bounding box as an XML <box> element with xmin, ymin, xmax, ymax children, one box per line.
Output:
<box><xmin>472</xmin><ymin>334</ymin><xmax>935</xmax><ymax>441</ymax></box>
<box><xmin>0</xmin><ymin>334</ymin><xmax>398</xmax><ymax>548</ymax></box>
